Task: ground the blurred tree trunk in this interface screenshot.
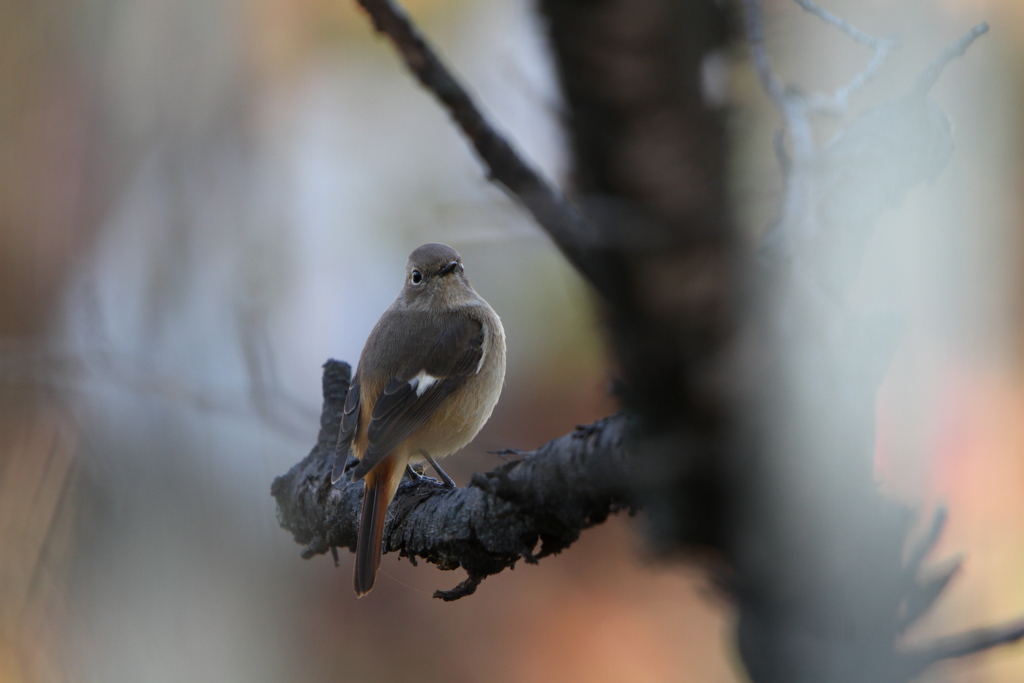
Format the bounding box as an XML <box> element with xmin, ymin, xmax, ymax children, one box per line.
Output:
<box><xmin>538</xmin><ymin>0</ymin><xmax>737</xmax><ymax>553</ymax></box>
<box><xmin>522</xmin><ymin>1</ymin><xmax>1011</xmax><ymax>681</ymax></box>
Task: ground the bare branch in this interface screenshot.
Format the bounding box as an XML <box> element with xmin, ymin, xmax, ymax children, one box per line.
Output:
<box><xmin>742</xmin><ymin>0</ymin><xmax>786</xmax><ymax>110</ymax></box>
<box><xmin>353</xmin><ymin>0</ymin><xmax>614</xmax><ymax>297</ymax></box>
<box><xmin>747</xmin><ymin>0</ymin><xmax>895</xmax><ymax>121</ymax></box>
<box><xmin>904</xmin><ymin>505</ymin><xmax>948</xmax><ymax>579</ymax></box>
<box><xmin>913</xmin><ymin>22</ymin><xmax>990</xmax><ymax>97</ymax></box>
<box><xmin>793</xmin><ymin>0</ymin><xmax>888</xmax><ymax>50</ymax></box>
<box><xmin>905</xmin><ymin>617</ymin><xmax>1024</xmax><ymax>672</ymax></box>
<box><xmin>271</xmin><ymin>360</ymin><xmax>635</xmax><ymax>600</ymax></box>
<box><xmin>808</xmin><ymin>38</ymin><xmax>894</xmax><ymax>115</ymax></box>
<box><xmin>744</xmin><ymin>0</ymin><xmax>817</xmax><ymax>262</ymax></box>
<box><xmin>899</xmin><ymin>554</ymin><xmax>963</xmax><ymax>632</ymax></box>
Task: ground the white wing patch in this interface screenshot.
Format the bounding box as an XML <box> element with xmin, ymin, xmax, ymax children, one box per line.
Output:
<box><xmin>411</xmin><ymin>370</ymin><xmax>439</xmax><ymax>396</ymax></box>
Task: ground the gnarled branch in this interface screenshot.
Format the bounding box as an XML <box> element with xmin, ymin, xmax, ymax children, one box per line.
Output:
<box><xmin>271</xmin><ymin>360</ymin><xmax>634</xmax><ymax>600</ymax></box>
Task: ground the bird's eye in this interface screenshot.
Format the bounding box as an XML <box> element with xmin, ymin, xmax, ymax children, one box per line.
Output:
<box><xmin>411</xmin><ymin>270</ymin><xmax>423</xmax><ymax>285</ymax></box>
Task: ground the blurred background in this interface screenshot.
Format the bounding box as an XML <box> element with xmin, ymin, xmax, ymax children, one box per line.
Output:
<box><xmin>1</xmin><ymin>0</ymin><xmax>1022</xmax><ymax>680</ymax></box>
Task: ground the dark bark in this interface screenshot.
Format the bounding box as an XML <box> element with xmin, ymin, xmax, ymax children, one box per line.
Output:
<box><xmin>271</xmin><ymin>360</ymin><xmax>635</xmax><ymax>600</ymax></box>
<box><xmin>538</xmin><ymin>0</ymin><xmax>739</xmax><ymax>556</ymax></box>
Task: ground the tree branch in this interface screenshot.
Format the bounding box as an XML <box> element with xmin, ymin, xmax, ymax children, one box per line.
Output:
<box><xmin>792</xmin><ymin>0</ymin><xmax>888</xmax><ymax>50</ymax></box>
<box><xmin>904</xmin><ymin>618</ymin><xmax>1024</xmax><ymax>674</ymax></box>
<box><xmin>912</xmin><ymin>22</ymin><xmax>989</xmax><ymax>97</ymax></box>
<box><xmin>353</xmin><ymin>0</ymin><xmax>615</xmax><ymax>298</ymax></box>
<box><xmin>271</xmin><ymin>360</ymin><xmax>634</xmax><ymax>600</ymax></box>
<box><xmin>753</xmin><ymin>6</ymin><xmax>986</xmax><ymax>288</ymax></box>
<box><xmin>743</xmin><ymin>0</ymin><xmax>787</xmax><ymax>111</ymax></box>
<box><xmin>809</xmin><ymin>40</ymin><xmax>893</xmax><ymax>116</ymax></box>
<box><xmin>904</xmin><ymin>505</ymin><xmax>948</xmax><ymax>581</ymax></box>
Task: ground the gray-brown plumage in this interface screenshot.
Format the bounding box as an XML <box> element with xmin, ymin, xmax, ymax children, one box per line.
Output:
<box><xmin>332</xmin><ymin>243</ymin><xmax>506</xmax><ymax>597</ymax></box>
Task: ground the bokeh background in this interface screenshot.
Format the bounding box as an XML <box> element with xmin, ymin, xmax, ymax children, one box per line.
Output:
<box><xmin>1</xmin><ymin>0</ymin><xmax>1023</xmax><ymax>680</ymax></box>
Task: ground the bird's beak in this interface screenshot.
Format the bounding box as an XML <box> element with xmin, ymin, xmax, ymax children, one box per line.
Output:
<box><xmin>439</xmin><ymin>261</ymin><xmax>459</xmax><ymax>277</ymax></box>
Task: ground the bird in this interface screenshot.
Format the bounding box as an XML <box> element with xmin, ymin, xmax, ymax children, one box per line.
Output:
<box><xmin>332</xmin><ymin>243</ymin><xmax>506</xmax><ymax>597</ymax></box>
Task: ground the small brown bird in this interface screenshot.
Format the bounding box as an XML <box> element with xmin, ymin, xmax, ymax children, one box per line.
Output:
<box><xmin>332</xmin><ymin>243</ymin><xmax>506</xmax><ymax>597</ymax></box>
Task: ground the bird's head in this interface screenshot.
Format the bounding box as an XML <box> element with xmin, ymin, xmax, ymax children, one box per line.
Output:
<box><xmin>400</xmin><ymin>242</ymin><xmax>474</xmax><ymax>309</ymax></box>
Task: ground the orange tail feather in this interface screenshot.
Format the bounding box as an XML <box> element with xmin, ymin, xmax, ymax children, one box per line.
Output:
<box><xmin>354</xmin><ymin>458</ymin><xmax>401</xmax><ymax>597</ymax></box>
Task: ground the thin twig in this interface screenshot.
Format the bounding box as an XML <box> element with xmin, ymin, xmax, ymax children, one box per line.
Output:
<box><xmin>745</xmin><ymin>0</ymin><xmax>820</xmax><ymax>255</ymax></box>
<box><xmin>794</xmin><ymin>0</ymin><xmax>895</xmax><ymax>115</ymax></box>
<box><xmin>814</xmin><ymin>38</ymin><xmax>893</xmax><ymax>114</ymax></box>
<box><xmin>899</xmin><ymin>553</ymin><xmax>963</xmax><ymax>633</ymax></box>
<box><xmin>905</xmin><ymin>505</ymin><xmax>947</xmax><ymax>579</ymax></box>
<box><xmin>913</xmin><ymin>22</ymin><xmax>989</xmax><ymax>97</ymax></box>
<box><xmin>834</xmin><ymin>37</ymin><xmax>892</xmax><ymax>101</ymax></box>
<box><xmin>741</xmin><ymin>0</ymin><xmax>814</xmax><ymax>153</ymax></box>
<box><xmin>793</xmin><ymin>0</ymin><xmax>888</xmax><ymax>49</ymax></box>
<box><xmin>742</xmin><ymin>0</ymin><xmax>786</xmax><ymax>110</ymax></box>
<box><xmin>354</xmin><ymin>0</ymin><xmax>611</xmax><ymax>296</ymax></box>
<box><xmin>906</xmin><ymin>617</ymin><xmax>1024</xmax><ymax>669</ymax></box>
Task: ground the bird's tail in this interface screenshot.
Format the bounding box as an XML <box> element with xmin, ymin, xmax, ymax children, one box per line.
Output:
<box><xmin>354</xmin><ymin>458</ymin><xmax>402</xmax><ymax>597</ymax></box>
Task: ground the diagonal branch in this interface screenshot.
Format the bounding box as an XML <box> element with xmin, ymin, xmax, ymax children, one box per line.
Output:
<box><xmin>792</xmin><ymin>1</ymin><xmax>895</xmax><ymax>115</ymax></box>
<box><xmin>817</xmin><ymin>39</ymin><xmax>893</xmax><ymax>114</ymax></box>
<box><xmin>354</xmin><ymin>0</ymin><xmax>614</xmax><ymax>298</ymax></box>
<box><xmin>271</xmin><ymin>360</ymin><xmax>635</xmax><ymax>600</ymax></box>
<box><xmin>904</xmin><ymin>617</ymin><xmax>1024</xmax><ymax>675</ymax></box>
<box><xmin>912</xmin><ymin>22</ymin><xmax>989</xmax><ymax>97</ymax></box>
<box><xmin>904</xmin><ymin>505</ymin><xmax>948</xmax><ymax>580</ymax></box>
<box><xmin>792</xmin><ymin>0</ymin><xmax>889</xmax><ymax>49</ymax></box>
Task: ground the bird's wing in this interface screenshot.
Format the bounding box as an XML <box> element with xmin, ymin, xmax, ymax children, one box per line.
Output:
<box><xmin>349</xmin><ymin>311</ymin><xmax>484</xmax><ymax>481</ymax></box>
<box><xmin>331</xmin><ymin>375</ymin><xmax>362</xmax><ymax>484</ymax></box>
